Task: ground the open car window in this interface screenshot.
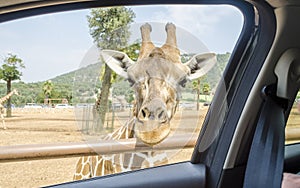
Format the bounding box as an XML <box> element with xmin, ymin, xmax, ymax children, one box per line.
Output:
<box><xmin>286</xmin><ymin>93</ymin><xmax>300</xmax><ymax>145</ymax></box>
<box><xmin>0</xmin><ymin>4</ymin><xmax>243</xmax><ymax>187</ymax></box>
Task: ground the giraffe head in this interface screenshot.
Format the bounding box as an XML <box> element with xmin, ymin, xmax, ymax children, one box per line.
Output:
<box><xmin>101</xmin><ymin>23</ymin><xmax>216</xmax><ymax>145</ymax></box>
<box><xmin>11</xmin><ymin>89</ymin><xmax>19</xmax><ymax>96</ymax></box>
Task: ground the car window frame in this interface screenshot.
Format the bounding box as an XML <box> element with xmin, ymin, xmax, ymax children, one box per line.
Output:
<box><xmin>192</xmin><ymin>1</ymin><xmax>277</xmax><ymax>187</ymax></box>
<box><xmin>0</xmin><ymin>0</ymin><xmax>275</xmax><ymax>188</ymax></box>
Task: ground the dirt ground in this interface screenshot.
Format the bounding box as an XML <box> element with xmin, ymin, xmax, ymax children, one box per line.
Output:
<box><xmin>0</xmin><ymin>109</ymin><xmax>83</xmax><ymax>188</ymax></box>
<box><xmin>1</xmin><ymin>105</ymin><xmax>299</xmax><ymax>188</ymax></box>
<box><xmin>0</xmin><ymin>107</ymin><xmax>207</xmax><ymax>188</ymax></box>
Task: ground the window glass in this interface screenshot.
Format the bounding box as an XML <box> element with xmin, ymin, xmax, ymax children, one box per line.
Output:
<box><xmin>0</xmin><ymin>5</ymin><xmax>243</xmax><ymax>187</ymax></box>
<box><xmin>286</xmin><ymin>92</ymin><xmax>300</xmax><ymax>144</ymax></box>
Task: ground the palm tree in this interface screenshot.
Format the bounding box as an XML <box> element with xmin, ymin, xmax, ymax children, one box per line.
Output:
<box><xmin>43</xmin><ymin>80</ymin><xmax>53</xmax><ymax>106</ymax></box>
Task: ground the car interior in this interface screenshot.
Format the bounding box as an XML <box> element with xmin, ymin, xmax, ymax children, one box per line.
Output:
<box><xmin>1</xmin><ymin>0</ymin><xmax>300</xmax><ymax>188</ymax></box>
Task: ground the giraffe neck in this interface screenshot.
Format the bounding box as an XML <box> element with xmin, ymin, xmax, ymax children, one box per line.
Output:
<box><xmin>95</xmin><ymin>117</ymin><xmax>168</xmax><ymax>176</ymax></box>
<box><xmin>105</xmin><ymin>117</ymin><xmax>135</xmax><ymax>140</ymax></box>
<box><xmin>0</xmin><ymin>90</ymin><xmax>16</xmax><ymax>105</ymax></box>
<box><xmin>74</xmin><ymin>116</ymin><xmax>169</xmax><ymax>180</ymax></box>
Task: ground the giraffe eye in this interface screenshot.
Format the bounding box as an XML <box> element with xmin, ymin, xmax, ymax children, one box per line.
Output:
<box><xmin>179</xmin><ymin>78</ymin><xmax>187</xmax><ymax>87</ymax></box>
<box><xmin>127</xmin><ymin>78</ymin><xmax>135</xmax><ymax>87</ymax></box>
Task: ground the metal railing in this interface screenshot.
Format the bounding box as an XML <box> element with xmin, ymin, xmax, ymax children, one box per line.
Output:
<box><xmin>0</xmin><ymin>134</ymin><xmax>197</xmax><ymax>162</ymax></box>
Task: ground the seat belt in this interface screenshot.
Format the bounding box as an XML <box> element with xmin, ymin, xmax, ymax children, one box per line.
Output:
<box><xmin>243</xmin><ymin>85</ymin><xmax>287</xmax><ymax>188</ymax></box>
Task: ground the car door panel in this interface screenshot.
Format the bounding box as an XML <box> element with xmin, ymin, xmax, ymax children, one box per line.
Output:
<box><xmin>45</xmin><ymin>162</ymin><xmax>206</xmax><ymax>188</ymax></box>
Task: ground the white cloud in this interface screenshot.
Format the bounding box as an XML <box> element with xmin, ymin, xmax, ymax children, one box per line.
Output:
<box><xmin>152</xmin><ymin>5</ymin><xmax>241</xmax><ymax>38</ymax></box>
<box><xmin>133</xmin><ymin>5</ymin><xmax>243</xmax><ymax>53</ymax></box>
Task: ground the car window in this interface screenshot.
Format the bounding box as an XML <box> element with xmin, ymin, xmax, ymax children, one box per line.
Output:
<box><xmin>0</xmin><ymin>5</ymin><xmax>243</xmax><ymax>187</ymax></box>
<box><xmin>286</xmin><ymin>92</ymin><xmax>300</xmax><ymax>144</ymax></box>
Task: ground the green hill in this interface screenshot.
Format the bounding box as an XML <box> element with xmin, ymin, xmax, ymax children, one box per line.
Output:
<box><xmin>0</xmin><ymin>53</ymin><xmax>230</xmax><ymax>106</ymax></box>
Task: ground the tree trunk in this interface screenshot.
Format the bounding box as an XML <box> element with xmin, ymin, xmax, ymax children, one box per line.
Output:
<box><xmin>94</xmin><ymin>64</ymin><xmax>112</xmax><ymax>132</ymax></box>
<box><xmin>6</xmin><ymin>80</ymin><xmax>12</xmax><ymax>117</ymax></box>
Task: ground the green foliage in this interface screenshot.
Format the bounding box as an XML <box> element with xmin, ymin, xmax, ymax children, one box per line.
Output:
<box><xmin>216</xmin><ymin>52</ymin><xmax>231</xmax><ymax>72</ymax></box>
<box><xmin>202</xmin><ymin>83</ymin><xmax>210</xmax><ymax>94</ymax></box>
<box><xmin>72</xmin><ymin>63</ymin><xmax>102</xmax><ymax>104</ymax></box>
<box><xmin>0</xmin><ymin>53</ymin><xmax>25</xmax><ymax>116</ymax></box>
<box><xmin>204</xmin><ymin>52</ymin><xmax>231</xmax><ymax>92</ymax></box>
<box><xmin>0</xmin><ymin>53</ymin><xmax>25</xmax><ymax>82</ymax></box>
<box><xmin>121</xmin><ymin>40</ymin><xmax>141</xmax><ymax>61</ymax></box>
<box><xmin>43</xmin><ymin>80</ymin><xmax>53</xmax><ymax>98</ymax></box>
<box><xmin>0</xmin><ymin>80</ymin><xmax>74</xmax><ymax>106</ymax></box>
<box><xmin>87</xmin><ymin>7</ymin><xmax>135</xmax><ymax>50</ymax></box>
<box><xmin>87</xmin><ymin>6</ymin><xmax>136</xmax><ymax>131</ymax></box>
<box><xmin>88</xmin><ymin>6</ymin><xmax>138</xmax><ymax>88</ymax></box>
<box><xmin>297</xmin><ymin>91</ymin><xmax>300</xmax><ymax>100</ymax></box>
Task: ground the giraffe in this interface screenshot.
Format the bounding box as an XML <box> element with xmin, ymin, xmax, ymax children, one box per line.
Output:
<box><xmin>73</xmin><ymin>117</ymin><xmax>169</xmax><ymax>179</ymax></box>
<box><xmin>73</xmin><ymin>23</ymin><xmax>216</xmax><ymax>180</ymax></box>
<box><xmin>0</xmin><ymin>89</ymin><xmax>18</xmax><ymax>129</ymax></box>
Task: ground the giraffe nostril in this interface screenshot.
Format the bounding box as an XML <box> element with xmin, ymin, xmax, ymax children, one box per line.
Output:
<box><xmin>139</xmin><ymin>108</ymin><xmax>149</xmax><ymax>120</ymax></box>
<box><xmin>141</xmin><ymin>109</ymin><xmax>146</xmax><ymax>118</ymax></box>
<box><xmin>158</xmin><ymin>110</ymin><xmax>164</xmax><ymax>119</ymax></box>
<box><xmin>157</xmin><ymin>109</ymin><xmax>167</xmax><ymax>123</ymax></box>
<box><xmin>138</xmin><ymin>103</ymin><xmax>168</xmax><ymax>123</ymax></box>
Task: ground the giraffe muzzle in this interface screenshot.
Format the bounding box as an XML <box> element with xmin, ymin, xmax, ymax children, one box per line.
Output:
<box><xmin>137</xmin><ymin>98</ymin><xmax>168</xmax><ymax>124</ymax></box>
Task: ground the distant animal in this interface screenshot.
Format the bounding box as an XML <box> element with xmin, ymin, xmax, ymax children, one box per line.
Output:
<box><xmin>0</xmin><ymin>89</ymin><xmax>18</xmax><ymax>129</ymax></box>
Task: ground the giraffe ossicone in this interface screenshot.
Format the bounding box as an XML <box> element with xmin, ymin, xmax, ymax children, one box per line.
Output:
<box><xmin>73</xmin><ymin>22</ymin><xmax>216</xmax><ymax>180</ymax></box>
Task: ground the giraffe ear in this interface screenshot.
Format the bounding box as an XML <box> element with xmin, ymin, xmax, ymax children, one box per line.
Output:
<box><xmin>184</xmin><ymin>53</ymin><xmax>217</xmax><ymax>80</ymax></box>
<box><xmin>101</xmin><ymin>50</ymin><xmax>134</xmax><ymax>79</ymax></box>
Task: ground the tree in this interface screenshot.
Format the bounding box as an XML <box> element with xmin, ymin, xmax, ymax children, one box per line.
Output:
<box><xmin>0</xmin><ymin>53</ymin><xmax>24</xmax><ymax>117</ymax></box>
<box><xmin>87</xmin><ymin>7</ymin><xmax>135</xmax><ymax>131</ymax></box>
<box><xmin>192</xmin><ymin>76</ymin><xmax>211</xmax><ymax>110</ymax></box>
<box><xmin>43</xmin><ymin>80</ymin><xmax>54</xmax><ymax>106</ymax></box>
<box><xmin>202</xmin><ymin>83</ymin><xmax>210</xmax><ymax>95</ymax></box>
<box><xmin>192</xmin><ymin>79</ymin><xmax>201</xmax><ymax>111</ymax></box>
<box><xmin>202</xmin><ymin>83</ymin><xmax>211</xmax><ymax>101</ymax></box>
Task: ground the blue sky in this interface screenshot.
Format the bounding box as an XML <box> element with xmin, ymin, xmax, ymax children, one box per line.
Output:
<box><xmin>0</xmin><ymin>5</ymin><xmax>243</xmax><ymax>83</ymax></box>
